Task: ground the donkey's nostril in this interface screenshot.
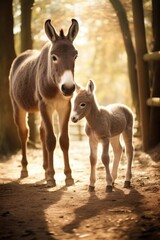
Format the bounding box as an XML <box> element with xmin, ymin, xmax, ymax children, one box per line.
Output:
<box><xmin>61</xmin><ymin>84</ymin><xmax>75</xmax><ymax>96</ymax></box>
<box><xmin>61</xmin><ymin>84</ymin><xmax>66</xmax><ymax>92</ymax></box>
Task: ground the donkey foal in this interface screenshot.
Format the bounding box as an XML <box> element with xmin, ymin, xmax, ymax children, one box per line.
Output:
<box><xmin>71</xmin><ymin>80</ymin><xmax>134</xmax><ymax>192</ymax></box>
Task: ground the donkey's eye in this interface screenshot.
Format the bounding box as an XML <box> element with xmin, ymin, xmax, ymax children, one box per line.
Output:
<box><xmin>80</xmin><ymin>103</ymin><xmax>86</xmax><ymax>108</ymax></box>
<box><xmin>52</xmin><ymin>55</ymin><xmax>58</xmax><ymax>62</ymax></box>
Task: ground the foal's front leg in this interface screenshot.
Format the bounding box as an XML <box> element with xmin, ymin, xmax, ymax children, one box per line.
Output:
<box><xmin>39</xmin><ymin>101</ymin><xmax>56</xmax><ymax>187</ymax></box>
<box><xmin>101</xmin><ymin>139</ymin><xmax>113</xmax><ymax>192</ymax></box>
<box><xmin>88</xmin><ymin>135</ymin><xmax>98</xmax><ymax>192</ymax></box>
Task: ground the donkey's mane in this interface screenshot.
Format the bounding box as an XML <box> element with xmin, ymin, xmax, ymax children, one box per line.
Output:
<box><xmin>60</xmin><ymin>29</ymin><xmax>65</xmax><ymax>39</ymax></box>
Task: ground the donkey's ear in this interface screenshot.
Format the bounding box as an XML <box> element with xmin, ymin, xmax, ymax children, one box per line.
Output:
<box><xmin>67</xmin><ymin>19</ymin><xmax>79</xmax><ymax>42</ymax></box>
<box><xmin>87</xmin><ymin>80</ymin><xmax>95</xmax><ymax>94</ymax></box>
<box><xmin>45</xmin><ymin>19</ymin><xmax>59</xmax><ymax>42</ymax></box>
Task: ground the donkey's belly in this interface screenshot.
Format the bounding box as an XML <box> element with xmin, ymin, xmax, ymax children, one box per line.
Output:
<box><xmin>13</xmin><ymin>85</ymin><xmax>38</xmax><ymax>112</ymax></box>
<box><xmin>12</xmin><ymin>73</ymin><xmax>38</xmax><ymax>112</ymax></box>
<box><xmin>10</xmin><ymin>69</ymin><xmax>38</xmax><ymax>112</ymax></box>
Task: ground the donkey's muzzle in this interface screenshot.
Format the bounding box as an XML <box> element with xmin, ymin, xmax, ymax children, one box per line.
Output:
<box><xmin>61</xmin><ymin>84</ymin><xmax>75</xmax><ymax>96</ymax></box>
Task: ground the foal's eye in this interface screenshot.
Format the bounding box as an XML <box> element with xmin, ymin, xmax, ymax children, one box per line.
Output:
<box><xmin>80</xmin><ymin>103</ymin><xmax>86</xmax><ymax>108</ymax></box>
<box><xmin>52</xmin><ymin>55</ymin><xmax>58</xmax><ymax>62</ymax></box>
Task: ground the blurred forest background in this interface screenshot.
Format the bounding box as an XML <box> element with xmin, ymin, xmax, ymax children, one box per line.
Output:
<box><xmin>12</xmin><ymin>0</ymin><xmax>152</xmax><ymax>104</ymax></box>
<box><xmin>1</xmin><ymin>0</ymin><xmax>159</xmax><ymax>155</ymax></box>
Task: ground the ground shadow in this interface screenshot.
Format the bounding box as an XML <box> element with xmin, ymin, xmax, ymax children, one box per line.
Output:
<box><xmin>0</xmin><ymin>181</ymin><xmax>65</xmax><ymax>240</ymax></box>
<box><xmin>62</xmin><ymin>187</ymin><xmax>142</xmax><ymax>232</ymax></box>
<box><xmin>62</xmin><ymin>186</ymin><xmax>159</xmax><ymax>239</ymax></box>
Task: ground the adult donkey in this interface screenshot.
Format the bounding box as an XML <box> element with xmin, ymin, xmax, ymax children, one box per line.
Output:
<box><xmin>9</xmin><ymin>19</ymin><xmax>79</xmax><ymax>187</ymax></box>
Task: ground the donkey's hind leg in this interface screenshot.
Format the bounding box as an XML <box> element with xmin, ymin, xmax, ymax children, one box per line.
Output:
<box><xmin>122</xmin><ymin>127</ymin><xmax>134</xmax><ymax>188</ymax></box>
<box><xmin>110</xmin><ymin>135</ymin><xmax>123</xmax><ymax>185</ymax></box>
<box><xmin>13</xmin><ymin>105</ymin><xmax>29</xmax><ymax>178</ymax></box>
<box><xmin>40</xmin><ymin>121</ymin><xmax>48</xmax><ymax>179</ymax></box>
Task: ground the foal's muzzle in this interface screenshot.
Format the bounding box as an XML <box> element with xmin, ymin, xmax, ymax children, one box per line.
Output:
<box><xmin>71</xmin><ymin>116</ymin><xmax>78</xmax><ymax>123</ymax></box>
<box><xmin>61</xmin><ymin>84</ymin><xmax>75</xmax><ymax>96</ymax></box>
<box><xmin>71</xmin><ymin>111</ymin><xmax>79</xmax><ymax>123</ymax></box>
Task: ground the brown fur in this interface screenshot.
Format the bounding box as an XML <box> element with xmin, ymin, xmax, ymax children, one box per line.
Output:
<box><xmin>71</xmin><ymin>80</ymin><xmax>134</xmax><ymax>192</ymax></box>
<box><xmin>9</xmin><ymin>19</ymin><xmax>79</xmax><ymax>187</ymax></box>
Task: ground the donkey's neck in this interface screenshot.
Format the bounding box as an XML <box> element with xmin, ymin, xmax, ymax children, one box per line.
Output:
<box><xmin>85</xmin><ymin>95</ymin><xmax>100</xmax><ymax>128</ymax></box>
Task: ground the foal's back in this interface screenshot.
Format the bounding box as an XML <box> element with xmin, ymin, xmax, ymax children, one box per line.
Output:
<box><xmin>105</xmin><ymin>103</ymin><xmax>133</xmax><ymax>137</ymax></box>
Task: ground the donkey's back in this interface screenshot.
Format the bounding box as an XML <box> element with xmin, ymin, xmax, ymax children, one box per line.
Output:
<box><xmin>9</xmin><ymin>48</ymin><xmax>41</xmax><ymax>112</ymax></box>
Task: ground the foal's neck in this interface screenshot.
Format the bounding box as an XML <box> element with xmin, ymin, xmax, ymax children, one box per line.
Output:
<box><xmin>86</xmin><ymin>95</ymin><xmax>100</xmax><ymax>127</ymax></box>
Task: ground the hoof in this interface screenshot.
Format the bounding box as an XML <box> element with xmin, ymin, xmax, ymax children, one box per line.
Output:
<box><xmin>89</xmin><ymin>185</ymin><xmax>95</xmax><ymax>192</ymax></box>
<box><xmin>20</xmin><ymin>170</ymin><xmax>28</xmax><ymax>178</ymax></box>
<box><xmin>47</xmin><ymin>179</ymin><xmax>56</xmax><ymax>188</ymax></box>
<box><xmin>106</xmin><ymin>185</ymin><xmax>112</xmax><ymax>192</ymax></box>
<box><xmin>124</xmin><ymin>181</ymin><xmax>131</xmax><ymax>188</ymax></box>
<box><xmin>65</xmin><ymin>178</ymin><xmax>74</xmax><ymax>186</ymax></box>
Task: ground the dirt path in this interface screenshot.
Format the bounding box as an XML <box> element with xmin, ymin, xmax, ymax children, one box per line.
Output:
<box><xmin>0</xmin><ymin>138</ymin><xmax>160</xmax><ymax>240</ymax></box>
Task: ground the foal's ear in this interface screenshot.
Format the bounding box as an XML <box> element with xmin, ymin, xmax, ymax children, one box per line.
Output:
<box><xmin>75</xmin><ymin>83</ymin><xmax>82</xmax><ymax>93</ymax></box>
<box><xmin>45</xmin><ymin>19</ymin><xmax>59</xmax><ymax>42</ymax></box>
<box><xmin>67</xmin><ymin>19</ymin><xmax>79</xmax><ymax>42</ymax></box>
<box><xmin>87</xmin><ymin>80</ymin><xmax>95</xmax><ymax>94</ymax></box>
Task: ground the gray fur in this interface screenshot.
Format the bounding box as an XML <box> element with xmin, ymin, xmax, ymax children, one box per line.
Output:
<box><xmin>71</xmin><ymin>80</ymin><xmax>134</xmax><ymax>192</ymax></box>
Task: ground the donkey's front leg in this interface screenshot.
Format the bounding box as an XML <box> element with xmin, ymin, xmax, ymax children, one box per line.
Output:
<box><xmin>39</xmin><ymin>101</ymin><xmax>56</xmax><ymax>187</ymax></box>
<box><xmin>58</xmin><ymin>106</ymin><xmax>74</xmax><ymax>186</ymax></box>
<box><xmin>88</xmin><ymin>135</ymin><xmax>98</xmax><ymax>192</ymax></box>
<box><xmin>102</xmin><ymin>139</ymin><xmax>113</xmax><ymax>192</ymax></box>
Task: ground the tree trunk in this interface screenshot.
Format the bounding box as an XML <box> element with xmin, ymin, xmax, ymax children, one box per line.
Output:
<box><xmin>20</xmin><ymin>0</ymin><xmax>34</xmax><ymax>52</ymax></box>
<box><xmin>20</xmin><ymin>0</ymin><xmax>37</xmax><ymax>143</ymax></box>
<box><xmin>109</xmin><ymin>0</ymin><xmax>140</xmax><ymax>124</ymax></box>
<box><xmin>0</xmin><ymin>0</ymin><xmax>20</xmax><ymax>154</ymax></box>
<box><xmin>132</xmin><ymin>0</ymin><xmax>150</xmax><ymax>151</ymax></box>
<box><xmin>149</xmin><ymin>0</ymin><xmax>160</xmax><ymax>147</ymax></box>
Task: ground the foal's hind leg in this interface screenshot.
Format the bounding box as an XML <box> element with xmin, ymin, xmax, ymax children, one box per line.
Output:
<box><xmin>101</xmin><ymin>139</ymin><xmax>113</xmax><ymax>192</ymax></box>
<box><xmin>13</xmin><ymin>105</ymin><xmax>29</xmax><ymax>178</ymax></box>
<box><xmin>110</xmin><ymin>135</ymin><xmax>123</xmax><ymax>185</ymax></box>
<box><xmin>122</xmin><ymin>127</ymin><xmax>134</xmax><ymax>188</ymax></box>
